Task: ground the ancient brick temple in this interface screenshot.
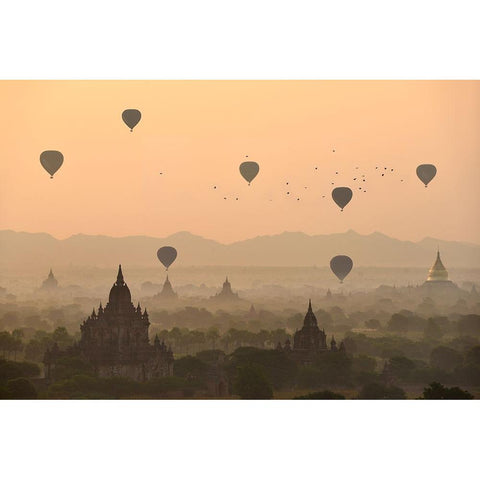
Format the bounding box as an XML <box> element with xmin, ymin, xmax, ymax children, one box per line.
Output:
<box><xmin>276</xmin><ymin>300</ymin><xmax>345</xmax><ymax>364</ymax></box>
<box><xmin>45</xmin><ymin>265</ymin><xmax>173</xmax><ymax>381</ymax></box>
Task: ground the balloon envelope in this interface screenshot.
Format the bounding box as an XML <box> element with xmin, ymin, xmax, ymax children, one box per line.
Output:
<box><xmin>332</xmin><ymin>187</ymin><xmax>353</xmax><ymax>211</ymax></box>
<box><xmin>330</xmin><ymin>255</ymin><xmax>353</xmax><ymax>283</ymax></box>
<box><xmin>40</xmin><ymin>151</ymin><xmax>64</xmax><ymax>178</ymax></box>
<box><xmin>239</xmin><ymin>161</ymin><xmax>260</xmax><ymax>184</ymax></box>
<box><xmin>416</xmin><ymin>164</ymin><xmax>437</xmax><ymax>187</ymax></box>
<box><xmin>157</xmin><ymin>246</ymin><xmax>177</xmax><ymax>270</ymax></box>
<box><xmin>122</xmin><ymin>109</ymin><xmax>141</xmax><ymax>131</ymax></box>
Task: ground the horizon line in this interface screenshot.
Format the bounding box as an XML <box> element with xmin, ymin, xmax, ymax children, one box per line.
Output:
<box><xmin>1</xmin><ymin>228</ymin><xmax>480</xmax><ymax>248</ymax></box>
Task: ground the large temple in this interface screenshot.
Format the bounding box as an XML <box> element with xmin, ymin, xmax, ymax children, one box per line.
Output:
<box><xmin>293</xmin><ymin>300</ymin><xmax>328</xmax><ymax>352</ymax></box>
<box><xmin>425</xmin><ymin>250</ymin><xmax>451</xmax><ymax>283</ymax></box>
<box><xmin>276</xmin><ymin>300</ymin><xmax>344</xmax><ymax>363</ymax></box>
<box><xmin>422</xmin><ymin>249</ymin><xmax>457</xmax><ymax>290</ymax></box>
<box><xmin>44</xmin><ymin>265</ymin><xmax>174</xmax><ymax>381</ymax></box>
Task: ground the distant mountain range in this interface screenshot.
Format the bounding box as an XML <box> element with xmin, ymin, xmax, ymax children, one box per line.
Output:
<box><xmin>1</xmin><ymin>229</ymin><xmax>479</xmax><ymax>268</ymax></box>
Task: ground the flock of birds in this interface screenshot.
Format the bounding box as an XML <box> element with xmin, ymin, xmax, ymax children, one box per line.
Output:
<box><xmin>210</xmin><ymin>151</ymin><xmax>436</xmax><ymax>211</ymax></box>
<box><xmin>37</xmin><ymin>108</ymin><xmax>439</xmax><ymax>283</ymax></box>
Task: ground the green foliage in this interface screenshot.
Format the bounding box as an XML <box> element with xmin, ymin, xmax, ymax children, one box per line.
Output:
<box><xmin>0</xmin><ymin>330</ymin><xmax>24</xmax><ymax>359</ymax></box>
<box><xmin>4</xmin><ymin>378</ymin><xmax>38</xmax><ymax>399</ymax></box>
<box><xmin>294</xmin><ymin>390</ymin><xmax>345</xmax><ymax>399</ymax></box>
<box><xmin>422</xmin><ymin>382</ymin><xmax>474</xmax><ymax>400</ymax></box>
<box><xmin>195</xmin><ymin>349</ymin><xmax>224</xmax><ymax>363</ymax></box>
<box><xmin>174</xmin><ymin>355</ymin><xmax>209</xmax><ymax>382</ymax></box>
<box><xmin>465</xmin><ymin>346</ymin><xmax>480</xmax><ymax>365</ymax></box>
<box><xmin>226</xmin><ymin>347</ymin><xmax>297</xmax><ymax>389</ymax></box>
<box><xmin>51</xmin><ymin>355</ymin><xmax>94</xmax><ymax>381</ymax></box>
<box><xmin>424</xmin><ymin>318</ymin><xmax>443</xmax><ymax>340</ymax></box>
<box><xmin>296</xmin><ymin>352</ymin><xmax>353</xmax><ymax>388</ymax></box>
<box><xmin>387</xmin><ymin>314</ymin><xmax>409</xmax><ymax>334</ymax></box>
<box><xmin>430</xmin><ymin>346</ymin><xmax>463</xmax><ymax>372</ymax></box>
<box><xmin>386</xmin><ymin>356</ymin><xmax>416</xmax><ymax>381</ymax></box>
<box><xmin>387</xmin><ymin>312</ymin><xmax>427</xmax><ymax>334</ymax></box>
<box><xmin>352</xmin><ymin>355</ymin><xmax>377</xmax><ymax>373</ymax></box>
<box><xmin>0</xmin><ymin>358</ymin><xmax>40</xmax><ymax>383</ymax></box>
<box><xmin>344</xmin><ymin>332</ymin><xmax>430</xmax><ymax>360</ymax></box>
<box><xmin>457</xmin><ymin>315</ymin><xmax>480</xmax><ymax>336</ymax></box>
<box><xmin>359</xmin><ymin>382</ymin><xmax>406</xmax><ymax>399</ymax></box>
<box><xmin>233</xmin><ymin>365</ymin><xmax>273</xmax><ymax>399</ymax></box>
<box><xmin>23</xmin><ymin>327</ymin><xmax>75</xmax><ymax>363</ymax></box>
<box><xmin>455</xmin><ymin>363</ymin><xmax>480</xmax><ymax>386</ymax></box>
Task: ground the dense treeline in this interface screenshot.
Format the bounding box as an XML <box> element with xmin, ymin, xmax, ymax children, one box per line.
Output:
<box><xmin>2</xmin><ymin>299</ymin><xmax>479</xmax><ymax>339</ymax></box>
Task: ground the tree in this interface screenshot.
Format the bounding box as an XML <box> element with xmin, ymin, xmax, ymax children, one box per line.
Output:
<box><xmin>430</xmin><ymin>346</ymin><xmax>463</xmax><ymax>372</ymax></box>
<box><xmin>359</xmin><ymin>382</ymin><xmax>406</xmax><ymax>399</ymax></box>
<box><xmin>5</xmin><ymin>378</ymin><xmax>38</xmax><ymax>399</ymax></box>
<box><xmin>387</xmin><ymin>314</ymin><xmax>409</xmax><ymax>334</ymax></box>
<box><xmin>457</xmin><ymin>315</ymin><xmax>480</xmax><ymax>336</ymax></box>
<box><xmin>52</xmin><ymin>327</ymin><xmax>73</xmax><ymax>349</ymax></box>
<box><xmin>0</xmin><ymin>359</ymin><xmax>40</xmax><ymax>382</ymax></box>
<box><xmin>386</xmin><ymin>356</ymin><xmax>416</xmax><ymax>381</ymax></box>
<box><xmin>424</xmin><ymin>318</ymin><xmax>443</xmax><ymax>340</ymax></box>
<box><xmin>234</xmin><ymin>364</ymin><xmax>273</xmax><ymax>399</ymax></box>
<box><xmin>465</xmin><ymin>346</ymin><xmax>480</xmax><ymax>366</ymax></box>
<box><xmin>422</xmin><ymin>382</ymin><xmax>473</xmax><ymax>400</ymax></box>
<box><xmin>174</xmin><ymin>356</ymin><xmax>208</xmax><ymax>381</ymax></box>
<box><xmin>0</xmin><ymin>331</ymin><xmax>13</xmax><ymax>358</ymax></box>
<box><xmin>353</xmin><ymin>355</ymin><xmax>377</xmax><ymax>373</ymax></box>
<box><xmin>227</xmin><ymin>347</ymin><xmax>297</xmax><ymax>390</ymax></box>
<box><xmin>206</xmin><ymin>327</ymin><xmax>220</xmax><ymax>350</ymax></box>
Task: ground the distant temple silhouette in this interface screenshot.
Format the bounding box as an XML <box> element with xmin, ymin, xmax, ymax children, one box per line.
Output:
<box><xmin>276</xmin><ymin>300</ymin><xmax>344</xmax><ymax>363</ymax></box>
<box><xmin>44</xmin><ymin>265</ymin><xmax>173</xmax><ymax>381</ymax></box>
<box><xmin>211</xmin><ymin>276</ymin><xmax>240</xmax><ymax>301</ymax></box>
<box><xmin>41</xmin><ymin>268</ymin><xmax>58</xmax><ymax>290</ymax></box>
<box><xmin>155</xmin><ymin>275</ymin><xmax>178</xmax><ymax>300</ymax></box>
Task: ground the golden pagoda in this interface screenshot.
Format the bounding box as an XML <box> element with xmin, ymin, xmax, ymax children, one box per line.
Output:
<box><xmin>426</xmin><ymin>250</ymin><xmax>449</xmax><ymax>283</ymax></box>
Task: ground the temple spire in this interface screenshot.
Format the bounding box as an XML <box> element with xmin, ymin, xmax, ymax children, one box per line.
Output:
<box><xmin>426</xmin><ymin>249</ymin><xmax>449</xmax><ymax>282</ymax></box>
<box><xmin>308</xmin><ymin>299</ymin><xmax>312</xmax><ymax>312</ymax></box>
<box><xmin>117</xmin><ymin>264</ymin><xmax>124</xmax><ymax>285</ymax></box>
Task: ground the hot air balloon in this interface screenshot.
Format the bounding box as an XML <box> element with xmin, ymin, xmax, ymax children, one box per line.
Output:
<box><xmin>40</xmin><ymin>151</ymin><xmax>64</xmax><ymax>179</ymax></box>
<box><xmin>122</xmin><ymin>109</ymin><xmax>141</xmax><ymax>132</ymax></box>
<box><xmin>330</xmin><ymin>255</ymin><xmax>353</xmax><ymax>283</ymax></box>
<box><xmin>416</xmin><ymin>164</ymin><xmax>437</xmax><ymax>187</ymax></box>
<box><xmin>331</xmin><ymin>187</ymin><xmax>353</xmax><ymax>211</ymax></box>
<box><xmin>157</xmin><ymin>246</ymin><xmax>177</xmax><ymax>270</ymax></box>
<box><xmin>239</xmin><ymin>161</ymin><xmax>259</xmax><ymax>185</ymax></box>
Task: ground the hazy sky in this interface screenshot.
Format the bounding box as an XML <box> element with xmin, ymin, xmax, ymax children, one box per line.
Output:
<box><xmin>1</xmin><ymin>81</ymin><xmax>479</xmax><ymax>244</ymax></box>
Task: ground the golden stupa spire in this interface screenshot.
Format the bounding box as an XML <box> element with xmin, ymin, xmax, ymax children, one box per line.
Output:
<box><xmin>426</xmin><ymin>248</ymin><xmax>449</xmax><ymax>282</ymax></box>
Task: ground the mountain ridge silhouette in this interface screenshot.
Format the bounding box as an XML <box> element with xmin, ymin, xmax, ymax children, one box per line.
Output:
<box><xmin>1</xmin><ymin>229</ymin><xmax>479</xmax><ymax>268</ymax></box>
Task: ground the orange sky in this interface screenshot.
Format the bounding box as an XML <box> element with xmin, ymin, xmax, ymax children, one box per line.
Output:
<box><xmin>0</xmin><ymin>81</ymin><xmax>479</xmax><ymax>244</ymax></box>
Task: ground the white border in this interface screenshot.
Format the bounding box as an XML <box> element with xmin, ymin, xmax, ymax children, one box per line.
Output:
<box><xmin>1</xmin><ymin>1</ymin><xmax>480</xmax><ymax>79</ymax></box>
